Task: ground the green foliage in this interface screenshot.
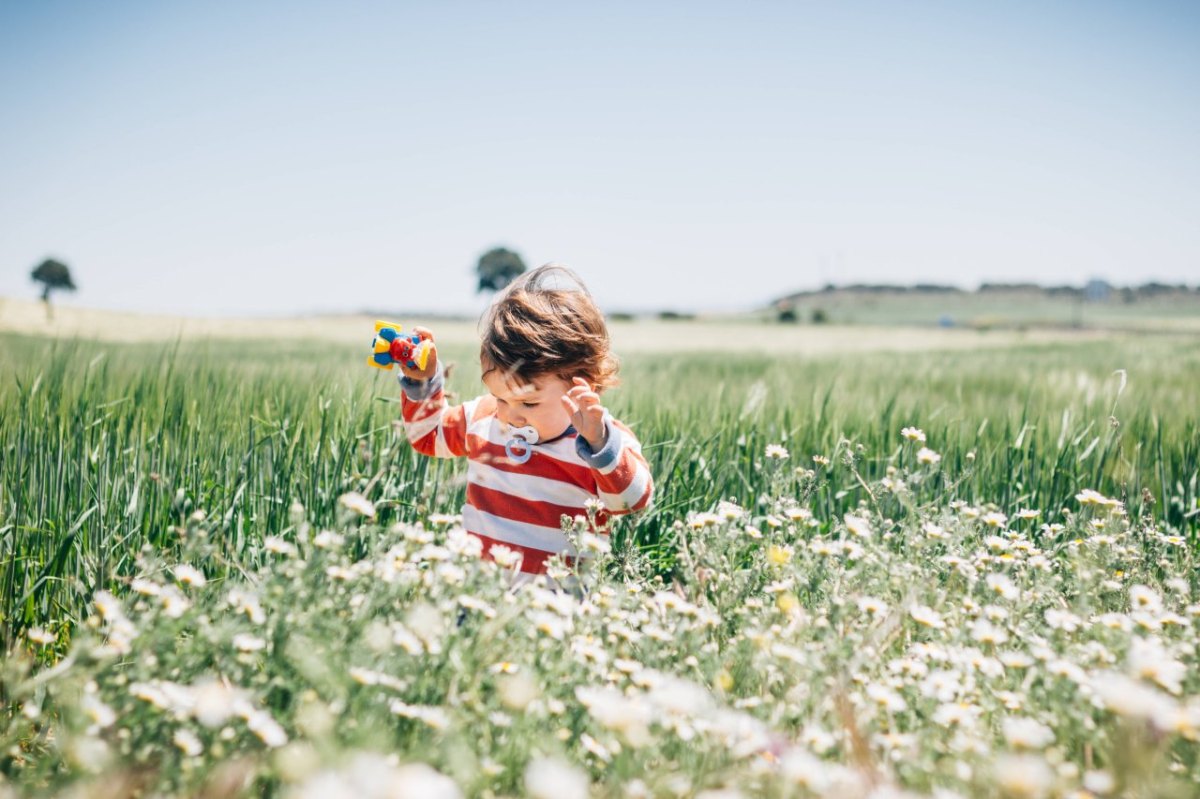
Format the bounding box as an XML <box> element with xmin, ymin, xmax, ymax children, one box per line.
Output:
<box><xmin>475</xmin><ymin>248</ymin><xmax>526</xmax><ymax>294</ymax></box>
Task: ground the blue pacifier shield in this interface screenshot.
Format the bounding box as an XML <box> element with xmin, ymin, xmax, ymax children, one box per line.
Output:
<box><xmin>505</xmin><ymin>438</ymin><xmax>533</xmax><ymax>464</ymax></box>
<box><xmin>504</xmin><ymin>425</ymin><xmax>539</xmax><ymax>464</ymax></box>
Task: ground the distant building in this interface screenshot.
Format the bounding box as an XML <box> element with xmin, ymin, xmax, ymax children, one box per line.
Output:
<box><xmin>1085</xmin><ymin>279</ymin><xmax>1112</xmax><ymax>302</ymax></box>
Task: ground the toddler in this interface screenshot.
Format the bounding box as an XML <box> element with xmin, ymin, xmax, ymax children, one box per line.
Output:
<box><xmin>397</xmin><ymin>264</ymin><xmax>653</xmax><ymax>579</ymax></box>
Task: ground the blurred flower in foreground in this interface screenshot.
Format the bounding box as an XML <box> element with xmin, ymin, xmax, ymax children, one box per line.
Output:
<box><xmin>338</xmin><ymin>492</ymin><xmax>376</xmax><ymax>518</ymax></box>
<box><xmin>525</xmin><ymin>757</ymin><xmax>589</xmax><ymax>799</ymax></box>
<box><xmin>287</xmin><ymin>754</ymin><xmax>461</xmax><ymax>799</ymax></box>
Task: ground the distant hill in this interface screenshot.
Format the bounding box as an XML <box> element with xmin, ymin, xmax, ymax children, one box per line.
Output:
<box><xmin>774</xmin><ymin>280</ymin><xmax>1198</xmax><ymax>307</ymax></box>
<box><xmin>767</xmin><ymin>281</ymin><xmax>1200</xmax><ymax>331</ymax></box>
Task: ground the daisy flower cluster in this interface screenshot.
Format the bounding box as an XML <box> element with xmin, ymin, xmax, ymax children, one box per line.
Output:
<box><xmin>2</xmin><ymin>436</ymin><xmax>1198</xmax><ymax>798</ymax></box>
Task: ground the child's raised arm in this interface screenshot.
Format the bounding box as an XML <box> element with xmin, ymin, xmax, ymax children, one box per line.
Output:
<box><xmin>564</xmin><ymin>378</ymin><xmax>654</xmax><ymax>515</ymax></box>
<box><xmin>397</xmin><ymin>327</ymin><xmax>470</xmax><ymax>459</ymax></box>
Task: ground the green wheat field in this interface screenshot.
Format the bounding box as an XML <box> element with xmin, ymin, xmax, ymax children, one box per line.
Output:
<box><xmin>2</xmin><ymin>322</ymin><xmax>1199</xmax><ymax>798</ymax></box>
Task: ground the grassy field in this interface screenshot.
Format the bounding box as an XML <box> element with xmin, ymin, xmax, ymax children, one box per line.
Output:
<box><xmin>2</xmin><ymin>320</ymin><xmax>1199</xmax><ymax>797</ymax></box>
<box><xmin>4</xmin><ymin>326</ymin><xmax>1196</xmax><ymax>635</ymax></box>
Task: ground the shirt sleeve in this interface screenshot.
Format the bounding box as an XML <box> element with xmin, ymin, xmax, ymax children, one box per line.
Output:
<box><xmin>575</xmin><ymin>414</ymin><xmax>654</xmax><ymax>515</ymax></box>
<box><xmin>399</xmin><ymin>362</ymin><xmax>469</xmax><ymax>459</ymax></box>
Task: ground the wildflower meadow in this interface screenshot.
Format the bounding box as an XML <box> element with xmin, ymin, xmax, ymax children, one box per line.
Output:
<box><xmin>2</xmin><ymin>328</ymin><xmax>1199</xmax><ymax>798</ymax></box>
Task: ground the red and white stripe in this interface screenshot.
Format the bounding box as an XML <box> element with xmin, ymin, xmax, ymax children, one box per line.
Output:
<box><xmin>402</xmin><ymin>387</ymin><xmax>653</xmax><ymax>574</ymax></box>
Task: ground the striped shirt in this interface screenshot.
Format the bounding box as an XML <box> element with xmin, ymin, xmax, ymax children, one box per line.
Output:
<box><xmin>400</xmin><ymin>365</ymin><xmax>654</xmax><ymax>575</ymax></box>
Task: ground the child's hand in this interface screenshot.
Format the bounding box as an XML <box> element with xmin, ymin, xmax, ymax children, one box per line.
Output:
<box><xmin>562</xmin><ymin>377</ymin><xmax>608</xmax><ymax>451</ymax></box>
<box><xmin>398</xmin><ymin>326</ymin><xmax>438</xmax><ymax>381</ymax></box>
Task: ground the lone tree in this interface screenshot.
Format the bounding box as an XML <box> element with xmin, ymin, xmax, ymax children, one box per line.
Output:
<box><xmin>475</xmin><ymin>247</ymin><xmax>526</xmax><ymax>293</ymax></box>
<box><xmin>31</xmin><ymin>258</ymin><xmax>77</xmax><ymax>319</ymax></box>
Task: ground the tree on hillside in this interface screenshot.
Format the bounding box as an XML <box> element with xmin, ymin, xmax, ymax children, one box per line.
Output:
<box><xmin>31</xmin><ymin>258</ymin><xmax>77</xmax><ymax>320</ymax></box>
<box><xmin>475</xmin><ymin>247</ymin><xmax>526</xmax><ymax>293</ymax></box>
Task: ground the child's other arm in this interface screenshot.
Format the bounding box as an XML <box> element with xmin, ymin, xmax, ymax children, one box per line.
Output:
<box><xmin>397</xmin><ymin>329</ymin><xmax>468</xmax><ymax>459</ymax></box>
<box><xmin>574</xmin><ymin>416</ymin><xmax>654</xmax><ymax>515</ymax></box>
<box><xmin>562</xmin><ymin>380</ymin><xmax>653</xmax><ymax>514</ymax></box>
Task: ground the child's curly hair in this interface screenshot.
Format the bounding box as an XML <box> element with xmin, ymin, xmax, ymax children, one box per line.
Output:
<box><xmin>479</xmin><ymin>263</ymin><xmax>619</xmax><ymax>392</ymax></box>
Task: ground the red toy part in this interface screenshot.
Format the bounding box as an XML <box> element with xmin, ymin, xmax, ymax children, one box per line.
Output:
<box><xmin>391</xmin><ymin>339</ymin><xmax>415</xmax><ymax>362</ymax></box>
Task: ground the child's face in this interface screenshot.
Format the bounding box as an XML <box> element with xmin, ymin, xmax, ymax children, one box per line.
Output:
<box><xmin>482</xmin><ymin>367</ymin><xmax>576</xmax><ymax>443</ymax></box>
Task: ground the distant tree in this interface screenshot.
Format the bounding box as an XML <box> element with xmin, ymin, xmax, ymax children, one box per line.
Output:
<box><xmin>31</xmin><ymin>258</ymin><xmax>77</xmax><ymax>320</ymax></box>
<box><xmin>1136</xmin><ymin>281</ymin><xmax>1186</xmax><ymax>298</ymax></box>
<box><xmin>777</xmin><ymin>302</ymin><xmax>799</xmax><ymax>323</ymax></box>
<box><xmin>811</xmin><ymin>308</ymin><xmax>829</xmax><ymax>324</ymax></box>
<box><xmin>475</xmin><ymin>247</ymin><xmax>527</xmax><ymax>293</ymax></box>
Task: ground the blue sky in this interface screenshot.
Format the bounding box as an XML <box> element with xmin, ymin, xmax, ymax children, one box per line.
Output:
<box><xmin>1</xmin><ymin>0</ymin><xmax>1197</xmax><ymax>316</ymax></box>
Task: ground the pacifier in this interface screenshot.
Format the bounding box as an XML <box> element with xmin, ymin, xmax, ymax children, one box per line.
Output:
<box><xmin>504</xmin><ymin>425</ymin><xmax>539</xmax><ymax>464</ymax></box>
